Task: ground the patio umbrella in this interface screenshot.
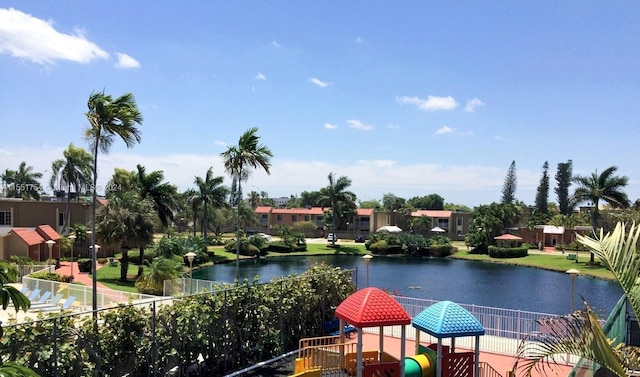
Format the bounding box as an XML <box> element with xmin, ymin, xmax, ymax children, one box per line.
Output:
<box><xmin>431</xmin><ymin>227</ymin><xmax>446</xmax><ymax>233</ymax></box>
<box><xmin>376</xmin><ymin>225</ymin><xmax>402</xmax><ymax>233</ymax></box>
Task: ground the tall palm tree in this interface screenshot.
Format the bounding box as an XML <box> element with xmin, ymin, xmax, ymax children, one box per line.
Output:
<box><xmin>49</xmin><ymin>143</ymin><xmax>93</xmax><ymax>234</ymax></box>
<box><xmin>573</xmin><ymin>166</ymin><xmax>630</xmax><ymax>263</ymax></box>
<box><xmin>85</xmin><ymin>91</ymin><xmax>143</xmax><ymax>310</ymax></box>
<box><xmin>515</xmin><ymin>222</ymin><xmax>640</xmax><ymax>377</ymax></box>
<box><xmin>5</xmin><ymin>161</ymin><xmax>43</xmax><ymax>200</ymax></box>
<box><xmin>221</xmin><ymin>127</ymin><xmax>273</xmax><ymax>280</ymax></box>
<box><xmin>192</xmin><ymin>168</ymin><xmax>229</xmax><ymax>242</ymax></box>
<box><xmin>319</xmin><ymin>173</ymin><xmax>356</xmax><ymax>246</ymax></box>
<box><xmin>132</xmin><ymin>164</ymin><xmax>178</xmax><ymax>229</ymax></box>
<box><xmin>248</xmin><ymin>191</ymin><xmax>261</xmax><ymax>209</ymax></box>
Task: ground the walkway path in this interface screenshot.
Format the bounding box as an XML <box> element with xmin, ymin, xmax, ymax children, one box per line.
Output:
<box><xmin>54</xmin><ymin>260</ymin><xmax>111</xmax><ymax>291</ymax></box>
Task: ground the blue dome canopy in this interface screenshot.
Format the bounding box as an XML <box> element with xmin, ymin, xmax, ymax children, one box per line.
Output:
<box><xmin>412</xmin><ymin>301</ymin><xmax>485</xmax><ymax>339</ymax></box>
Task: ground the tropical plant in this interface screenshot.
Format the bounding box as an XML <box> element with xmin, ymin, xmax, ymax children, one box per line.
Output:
<box><xmin>135</xmin><ymin>257</ymin><xmax>183</xmax><ymax>295</ymax></box>
<box><xmin>132</xmin><ymin>164</ymin><xmax>178</xmax><ymax>229</ymax></box>
<box><xmin>515</xmin><ymin>222</ymin><xmax>640</xmax><ymax>376</ymax></box>
<box><xmin>191</xmin><ymin>168</ymin><xmax>229</xmax><ymax>242</ymax></box>
<box><xmin>96</xmin><ymin>192</ymin><xmax>155</xmax><ymax>280</ymax></box>
<box><xmin>0</xmin><ymin>260</ymin><xmax>38</xmax><ymax>376</ymax></box>
<box><xmin>85</xmin><ymin>91</ymin><xmax>143</xmax><ymax>306</ymax></box>
<box><xmin>4</xmin><ymin>161</ymin><xmax>43</xmax><ymax>200</ymax></box>
<box><xmin>221</xmin><ymin>127</ymin><xmax>273</xmax><ymax>281</ymax></box>
<box><xmin>573</xmin><ymin>166</ymin><xmax>630</xmax><ymax>263</ymax></box>
<box><xmin>501</xmin><ymin>160</ymin><xmax>517</xmax><ymax>204</ymax></box>
<box><xmin>319</xmin><ymin>173</ymin><xmax>356</xmax><ymax>246</ymax></box>
<box><xmin>49</xmin><ymin>143</ymin><xmax>93</xmax><ymax>234</ymax></box>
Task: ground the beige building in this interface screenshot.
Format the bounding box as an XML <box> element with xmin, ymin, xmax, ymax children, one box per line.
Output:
<box><xmin>0</xmin><ymin>198</ymin><xmax>96</xmax><ymax>233</ymax></box>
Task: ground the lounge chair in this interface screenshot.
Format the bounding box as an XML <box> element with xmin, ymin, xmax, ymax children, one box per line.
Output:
<box><xmin>30</xmin><ymin>291</ymin><xmax>51</xmax><ymax>305</ymax></box>
<box><xmin>37</xmin><ymin>296</ymin><xmax>76</xmax><ymax>312</ymax></box>
<box><xmin>26</xmin><ymin>288</ymin><xmax>41</xmax><ymax>301</ymax></box>
<box><xmin>30</xmin><ymin>293</ymin><xmax>63</xmax><ymax>309</ymax></box>
<box><xmin>19</xmin><ymin>287</ymin><xmax>29</xmax><ymax>294</ymax></box>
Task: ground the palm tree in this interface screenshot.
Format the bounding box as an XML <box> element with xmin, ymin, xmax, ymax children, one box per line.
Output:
<box><xmin>6</xmin><ymin>161</ymin><xmax>43</xmax><ymax>200</ymax></box>
<box><xmin>192</xmin><ymin>168</ymin><xmax>229</xmax><ymax>242</ymax></box>
<box><xmin>96</xmin><ymin>192</ymin><xmax>155</xmax><ymax>280</ymax></box>
<box><xmin>49</xmin><ymin>143</ymin><xmax>93</xmax><ymax>234</ymax></box>
<box><xmin>319</xmin><ymin>173</ymin><xmax>356</xmax><ymax>246</ymax></box>
<box><xmin>221</xmin><ymin>127</ymin><xmax>273</xmax><ymax>280</ymax></box>
<box><xmin>515</xmin><ymin>222</ymin><xmax>640</xmax><ymax>376</ymax></box>
<box><xmin>85</xmin><ymin>91</ymin><xmax>143</xmax><ymax>309</ymax></box>
<box><xmin>134</xmin><ymin>257</ymin><xmax>183</xmax><ymax>295</ymax></box>
<box><xmin>132</xmin><ymin>164</ymin><xmax>178</xmax><ymax>229</ymax></box>
<box><xmin>573</xmin><ymin>166</ymin><xmax>630</xmax><ymax>263</ymax></box>
<box><xmin>248</xmin><ymin>191</ymin><xmax>261</xmax><ymax>209</ymax></box>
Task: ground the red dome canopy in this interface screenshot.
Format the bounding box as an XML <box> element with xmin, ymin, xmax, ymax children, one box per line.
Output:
<box><xmin>335</xmin><ymin>287</ymin><xmax>411</xmax><ymax>328</ymax></box>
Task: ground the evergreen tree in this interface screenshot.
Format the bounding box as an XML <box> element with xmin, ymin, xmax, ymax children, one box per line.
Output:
<box><xmin>555</xmin><ymin>160</ymin><xmax>573</xmax><ymax>215</ymax></box>
<box><xmin>534</xmin><ymin>161</ymin><xmax>550</xmax><ymax>214</ymax></box>
<box><xmin>501</xmin><ymin>161</ymin><xmax>517</xmax><ymax>204</ymax></box>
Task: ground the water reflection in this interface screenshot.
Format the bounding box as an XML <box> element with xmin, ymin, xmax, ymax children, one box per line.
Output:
<box><xmin>193</xmin><ymin>255</ymin><xmax>623</xmax><ymax>316</ymax></box>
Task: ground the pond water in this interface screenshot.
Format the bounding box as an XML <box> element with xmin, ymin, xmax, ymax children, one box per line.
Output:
<box><xmin>193</xmin><ymin>255</ymin><xmax>623</xmax><ymax>316</ymax></box>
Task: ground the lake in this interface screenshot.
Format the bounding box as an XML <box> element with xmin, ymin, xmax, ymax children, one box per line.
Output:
<box><xmin>193</xmin><ymin>255</ymin><xmax>623</xmax><ymax>316</ymax></box>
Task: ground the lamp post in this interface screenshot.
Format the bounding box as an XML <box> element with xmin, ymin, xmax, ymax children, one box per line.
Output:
<box><xmin>566</xmin><ymin>268</ymin><xmax>580</xmax><ymax>313</ymax></box>
<box><xmin>45</xmin><ymin>240</ymin><xmax>55</xmax><ymax>273</ymax></box>
<box><xmin>89</xmin><ymin>244</ymin><xmax>100</xmax><ymax>312</ymax></box>
<box><xmin>68</xmin><ymin>234</ymin><xmax>76</xmax><ymax>280</ymax></box>
<box><xmin>362</xmin><ymin>254</ymin><xmax>373</xmax><ymax>288</ymax></box>
<box><xmin>185</xmin><ymin>252</ymin><xmax>196</xmax><ymax>294</ymax></box>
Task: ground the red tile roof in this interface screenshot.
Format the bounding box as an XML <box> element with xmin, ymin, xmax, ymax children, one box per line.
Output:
<box><xmin>271</xmin><ymin>207</ymin><xmax>325</xmax><ymax>215</ymax></box>
<box><xmin>357</xmin><ymin>208</ymin><xmax>374</xmax><ymax>216</ymax></box>
<box><xmin>494</xmin><ymin>234</ymin><xmax>522</xmax><ymax>240</ymax></box>
<box><xmin>255</xmin><ymin>206</ymin><xmax>273</xmax><ymax>214</ymax></box>
<box><xmin>36</xmin><ymin>225</ymin><xmax>61</xmax><ymax>241</ymax></box>
<box><xmin>335</xmin><ymin>287</ymin><xmax>411</xmax><ymax>328</ymax></box>
<box><xmin>411</xmin><ymin>210</ymin><xmax>452</xmax><ymax>218</ymax></box>
<box><xmin>11</xmin><ymin>228</ymin><xmax>44</xmax><ymax>246</ymax></box>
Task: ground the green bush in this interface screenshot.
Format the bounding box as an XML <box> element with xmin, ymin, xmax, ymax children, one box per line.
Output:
<box><xmin>369</xmin><ymin>240</ymin><xmax>388</xmax><ymax>255</ymax></box>
<box><xmin>77</xmin><ymin>258</ymin><xmax>92</xmax><ymax>272</ymax></box>
<box><xmin>430</xmin><ymin>244</ymin><xmax>456</xmax><ymax>257</ymax></box>
<box><xmin>488</xmin><ymin>245</ymin><xmax>529</xmax><ymax>258</ymax></box>
<box><xmin>29</xmin><ymin>271</ymin><xmax>73</xmax><ymax>283</ymax></box>
<box><xmin>267</xmin><ymin>242</ymin><xmax>307</xmax><ymax>253</ymax></box>
<box><xmin>224</xmin><ymin>239</ymin><xmax>260</xmax><ymax>256</ymax></box>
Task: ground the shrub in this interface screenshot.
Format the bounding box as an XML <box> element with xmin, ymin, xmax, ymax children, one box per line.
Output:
<box><xmin>224</xmin><ymin>239</ymin><xmax>260</xmax><ymax>256</ymax></box>
<box><xmin>430</xmin><ymin>244</ymin><xmax>456</xmax><ymax>257</ymax></box>
<box><xmin>77</xmin><ymin>258</ymin><xmax>92</xmax><ymax>272</ymax></box>
<box><xmin>9</xmin><ymin>256</ymin><xmax>34</xmax><ymax>265</ymax></box>
<box><xmin>488</xmin><ymin>245</ymin><xmax>529</xmax><ymax>258</ymax></box>
<box><xmin>98</xmin><ymin>258</ymin><xmax>108</xmax><ymax>265</ymax></box>
<box><xmin>29</xmin><ymin>271</ymin><xmax>73</xmax><ymax>283</ymax></box>
<box><xmin>369</xmin><ymin>240</ymin><xmax>388</xmax><ymax>255</ymax></box>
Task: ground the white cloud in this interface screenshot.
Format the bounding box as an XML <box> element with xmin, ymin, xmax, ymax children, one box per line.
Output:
<box><xmin>213</xmin><ymin>140</ymin><xmax>227</xmax><ymax>146</ymax></box>
<box><xmin>324</xmin><ymin>123</ymin><xmax>338</xmax><ymax>129</ymax></box>
<box><xmin>387</xmin><ymin>124</ymin><xmax>400</xmax><ymax>130</ymax></box>
<box><xmin>465</xmin><ymin>98</ymin><xmax>485</xmax><ymax>112</ymax></box>
<box><xmin>0</xmin><ymin>8</ymin><xmax>109</xmax><ymax>64</ymax></box>
<box><xmin>347</xmin><ymin>119</ymin><xmax>374</xmax><ymax>131</ymax></box>
<box><xmin>397</xmin><ymin>95</ymin><xmax>458</xmax><ymax>111</ymax></box>
<box><xmin>309</xmin><ymin>77</ymin><xmax>332</xmax><ymax>88</ymax></box>
<box><xmin>271</xmin><ymin>40</ymin><xmax>281</xmax><ymax>47</ymax></box>
<box><xmin>435</xmin><ymin>126</ymin><xmax>455</xmax><ymax>135</ymax></box>
<box><xmin>114</xmin><ymin>52</ymin><xmax>140</xmax><ymax>69</ymax></box>
<box><xmin>255</xmin><ymin>72</ymin><xmax>267</xmax><ymax>80</ymax></box>
<box><xmin>354</xmin><ymin>37</ymin><xmax>363</xmax><ymax>43</ymax></box>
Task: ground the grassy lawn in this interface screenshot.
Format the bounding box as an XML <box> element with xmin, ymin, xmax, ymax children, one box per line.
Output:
<box><xmin>95</xmin><ymin>263</ymin><xmax>141</xmax><ymax>293</ymax></box>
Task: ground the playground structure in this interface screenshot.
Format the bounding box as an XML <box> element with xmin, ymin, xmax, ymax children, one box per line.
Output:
<box><xmin>292</xmin><ymin>287</ymin><xmax>489</xmax><ymax>377</ymax></box>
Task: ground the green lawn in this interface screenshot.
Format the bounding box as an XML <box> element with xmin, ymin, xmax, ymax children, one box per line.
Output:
<box><xmin>95</xmin><ymin>263</ymin><xmax>141</xmax><ymax>293</ymax></box>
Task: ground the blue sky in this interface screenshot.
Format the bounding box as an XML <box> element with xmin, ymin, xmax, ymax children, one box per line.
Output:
<box><xmin>1</xmin><ymin>1</ymin><xmax>639</xmax><ymax>207</ymax></box>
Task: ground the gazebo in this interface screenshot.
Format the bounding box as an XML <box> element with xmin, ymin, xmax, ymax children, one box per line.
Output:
<box><xmin>412</xmin><ymin>301</ymin><xmax>485</xmax><ymax>377</ymax></box>
<box><xmin>335</xmin><ymin>287</ymin><xmax>412</xmax><ymax>377</ymax></box>
<box><xmin>494</xmin><ymin>233</ymin><xmax>522</xmax><ymax>248</ymax></box>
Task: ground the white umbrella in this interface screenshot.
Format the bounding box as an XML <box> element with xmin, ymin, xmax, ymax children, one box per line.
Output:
<box><xmin>431</xmin><ymin>227</ymin><xmax>446</xmax><ymax>233</ymax></box>
<box><xmin>376</xmin><ymin>225</ymin><xmax>402</xmax><ymax>233</ymax></box>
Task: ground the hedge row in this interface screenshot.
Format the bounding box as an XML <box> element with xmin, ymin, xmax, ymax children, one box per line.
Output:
<box><xmin>488</xmin><ymin>245</ymin><xmax>529</xmax><ymax>258</ymax></box>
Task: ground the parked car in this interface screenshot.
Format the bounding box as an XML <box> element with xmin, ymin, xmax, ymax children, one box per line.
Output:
<box><xmin>355</xmin><ymin>235</ymin><xmax>365</xmax><ymax>243</ymax></box>
<box><xmin>327</xmin><ymin>233</ymin><xmax>338</xmax><ymax>242</ymax></box>
<box><xmin>256</xmin><ymin>233</ymin><xmax>272</xmax><ymax>241</ymax></box>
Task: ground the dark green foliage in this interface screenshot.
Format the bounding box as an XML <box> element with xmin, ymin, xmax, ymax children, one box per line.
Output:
<box><xmin>501</xmin><ymin>160</ymin><xmax>517</xmax><ymax>204</ymax></box>
<box><xmin>555</xmin><ymin>160</ymin><xmax>573</xmax><ymax>215</ymax></box>
<box><xmin>77</xmin><ymin>258</ymin><xmax>92</xmax><ymax>272</ymax></box>
<box><xmin>267</xmin><ymin>242</ymin><xmax>307</xmax><ymax>253</ymax></box>
<box><xmin>29</xmin><ymin>271</ymin><xmax>73</xmax><ymax>283</ymax></box>
<box><xmin>368</xmin><ymin>240</ymin><xmax>389</xmax><ymax>255</ymax></box>
<box><xmin>430</xmin><ymin>244</ymin><xmax>456</xmax><ymax>257</ymax></box>
<box><xmin>224</xmin><ymin>239</ymin><xmax>260</xmax><ymax>256</ymax></box>
<box><xmin>535</xmin><ymin>161</ymin><xmax>550</xmax><ymax>214</ymax></box>
<box><xmin>488</xmin><ymin>245</ymin><xmax>529</xmax><ymax>258</ymax></box>
<box><xmin>407</xmin><ymin>194</ymin><xmax>445</xmax><ymax>210</ymax></box>
<box><xmin>8</xmin><ymin>256</ymin><xmax>34</xmax><ymax>266</ymax></box>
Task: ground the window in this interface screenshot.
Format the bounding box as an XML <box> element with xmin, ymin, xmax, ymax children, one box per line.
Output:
<box><xmin>277</xmin><ymin>214</ymin><xmax>282</xmax><ymax>221</ymax></box>
<box><xmin>437</xmin><ymin>219</ymin><xmax>449</xmax><ymax>230</ymax></box>
<box><xmin>0</xmin><ymin>211</ymin><xmax>10</xmax><ymax>226</ymax></box>
<box><xmin>58</xmin><ymin>212</ymin><xmax>66</xmax><ymax>227</ymax></box>
<box><xmin>292</xmin><ymin>215</ymin><xmax>297</xmax><ymax>222</ymax></box>
<box><xmin>304</xmin><ymin>215</ymin><xmax>310</xmax><ymax>221</ymax></box>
